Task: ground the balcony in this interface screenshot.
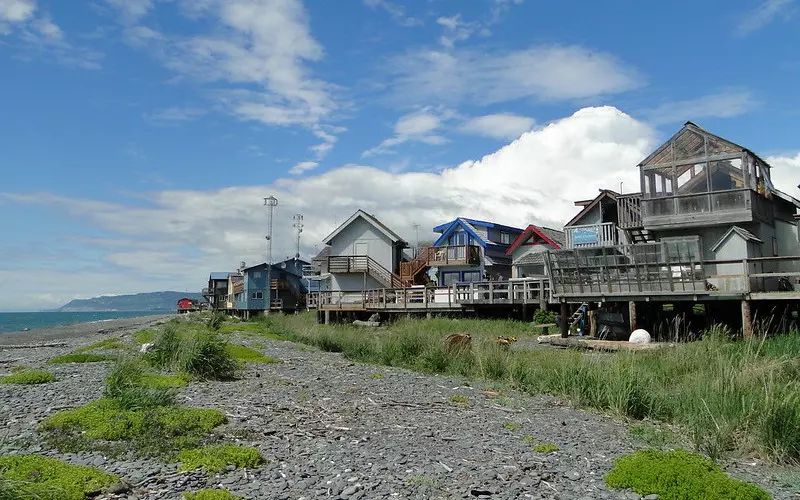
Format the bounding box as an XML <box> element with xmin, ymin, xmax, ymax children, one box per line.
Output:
<box><xmin>564</xmin><ymin>222</ymin><xmax>618</xmax><ymax>249</ymax></box>
<box><xmin>617</xmin><ymin>193</ymin><xmax>643</xmax><ymax>229</ymax></box>
<box><xmin>428</xmin><ymin>245</ymin><xmax>481</xmax><ymax>267</ymax></box>
<box><xmin>642</xmin><ymin>188</ymin><xmax>761</xmax><ymax>230</ymax></box>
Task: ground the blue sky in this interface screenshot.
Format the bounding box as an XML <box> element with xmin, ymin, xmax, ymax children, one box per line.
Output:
<box><xmin>1</xmin><ymin>0</ymin><xmax>799</xmax><ymax>311</ymax></box>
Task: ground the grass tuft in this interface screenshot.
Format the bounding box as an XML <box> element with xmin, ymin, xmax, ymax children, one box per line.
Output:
<box><xmin>225</xmin><ymin>344</ymin><xmax>280</xmax><ymax>364</ymax></box>
<box><xmin>183</xmin><ymin>489</ymin><xmax>242</xmax><ymax>500</ymax></box>
<box><xmin>0</xmin><ymin>454</ymin><xmax>118</xmax><ymax>500</ymax></box>
<box><xmin>47</xmin><ymin>353</ymin><xmax>113</xmax><ymax>365</ymax></box>
<box><xmin>605</xmin><ymin>449</ymin><xmax>770</xmax><ymax>500</ymax></box>
<box><xmin>147</xmin><ymin>321</ymin><xmax>239</xmax><ymax>380</ymax></box>
<box><xmin>178</xmin><ymin>444</ymin><xmax>265</xmax><ymax>473</ymax></box>
<box><xmin>533</xmin><ymin>443</ymin><xmax>560</xmax><ymax>453</ymax></box>
<box><xmin>74</xmin><ymin>338</ymin><xmax>124</xmax><ymax>353</ymax></box>
<box><xmin>0</xmin><ymin>370</ymin><xmax>54</xmax><ymax>385</ymax></box>
<box><xmin>448</xmin><ymin>395</ymin><xmax>468</xmax><ymax>405</ymax></box>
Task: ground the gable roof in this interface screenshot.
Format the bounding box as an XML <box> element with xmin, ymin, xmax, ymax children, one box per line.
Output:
<box><xmin>432</xmin><ymin>218</ymin><xmax>488</xmax><ymax>247</ymax></box>
<box><xmin>209</xmin><ymin>272</ymin><xmax>232</xmax><ymax>281</ymax></box>
<box><xmin>322</xmin><ymin>209</ymin><xmax>407</xmax><ymax>246</ymax></box>
<box><xmin>505</xmin><ymin>225</ymin><xmax>565</xmax><ymax>255</ymax></box>
<box><xmin>433</xmin><ymin>217</ymin><xmax>523</xmax><ymax>234</ymax></box>
<box><xmin>710</xmin><ymin>226</ymin><xmax>763</xmax><ymax>253</ymax></box>
<box><xmin>564</xmin><ymin>189</ymin><xmax>619</xmax><ymax>228</ymax></box>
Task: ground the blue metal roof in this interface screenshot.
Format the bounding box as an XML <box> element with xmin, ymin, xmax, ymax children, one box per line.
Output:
<box><xmin>209</xmin><ymin>272</ymin><xmax>231</xmax><ymax>280</ymax></box>
<box><xmin>433</xmin><ymin>218</ymin><xmax>523</xmax><ymax>234</ymax></box>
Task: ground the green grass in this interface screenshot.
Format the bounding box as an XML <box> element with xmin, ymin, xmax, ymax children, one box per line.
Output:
<box><xmin>225</xmin><ymin>344</ymin><xmax>279</xmax><ymax>363</ymax></box>
<box><xmin>0</xmin><ymin>370</ymin><xmax>54</xmax><ymax>385</ymax></box>
<box><xmin>266</xmin><ymin>312</ymin><xmax>800</xmax><ymax>464</ymax></box>
<box><xmin>630</xmin><ymin>421</ymin><xmax>680</xmax><ymax>449</ymax></box>
<box><xmin>74</xmin><ymin>338</ymin><xmax>124</xmax><ymax>353</ymax></box>
<box><xmin>0</xmin><ymin>454</ymin><xmax>119</xmax><ymax>500</ymax></box>
<box><xmin>183</xmin><ymin>489</ymin><xmax>242</xmax><ymax>500</ymax></box>
<box><xmin>533</xmin><ymin>443</ymin><xmax>560</xmax><ymax>453</ymax></box>
<box><xmin>146</xmin><ymin>321</ymin><xmax>240</xmax><ymax>380</ymax></box>
<box><xmin>140</xmin><ymin>372</ymin><xmax>188</xmax><ymax>388</ymax></box>
<box><xmin>178</xmin><ymin>444</ymin><xmax>265</xmax><ymax>473</ymax></box>
<box><xmin>502</xmin><ymin>421</ymin><xmax>520</xmax><ymax>431</ymax></box>
<box><xmin>39</xmin><ymin>398</ymin><xmax>226</xmax><ymax>457</ymax></box>
<box><xmin>605</xmin><ymin>449</ymin><xmax>770</xmax><ymax>500</ymax></box>
<box><xmin>448</xmin><ymin>395</ymin><xmax>468</xmax><ymax>405</ymax></box>
<box><xmin>134</xmin><ymin>329</ymin><xmax>158</xmax><ymax>344</ymax></box>
<box><xmin>47</xmin><ymin>353</ymin><xmax>113</xmax><ymax>364</ymax></box>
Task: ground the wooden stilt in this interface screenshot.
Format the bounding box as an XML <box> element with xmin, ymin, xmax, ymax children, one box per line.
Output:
<box><xmin>324</xmin><ymin>310</ymin><xmax>330</xmax><ymax>325</ymax></box>
<box><xmin>741</xmin><ymin>300</ymin><xmax>753</xmax><ymax>340</ymax></box>
<box><xmin>589</xmin><ymin>309</ymin><xmax>597</xmax><ymax>337</ymax></box>
<box><xmin>628</xmin><ymin>301</ymin><xmax>637</xmax><ymax>332</ymax></box>
<box><xmin>560</xmin><ymin>302</ymin><xmax>569</xmax><ymax>338</ymax></box>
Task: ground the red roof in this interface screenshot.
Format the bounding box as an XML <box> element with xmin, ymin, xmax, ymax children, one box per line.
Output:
<box><xmin>505</xmin><ymin>225</ymin><xmax>563</xmax><ymax>255</ymax></box>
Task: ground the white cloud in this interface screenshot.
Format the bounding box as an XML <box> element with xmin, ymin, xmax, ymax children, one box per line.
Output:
<box><xmin>0</xmin><ymin>0</ymin><xmax>35</xmax><ymax>23</ymax></box>
<box><xmin>1</xmin><ymin>106</ymin><xmax>662</xmax><ymax>310</ymax></box>
<box><xmin>767</xmin><ymin>152</ymin><xmax>800</xmax><ymax>196</ymax></box>
<box><xmin>363</xmin><ymin>108</ymin><xmax>450</xmax><ymax>157</ymax></box>
<box><xmin>384</xmin><ymin>44</ymin><xmax>642</xmax><ymax>107</ymax></box>
<box><xmin>289</xmin><ymin>161</ymin><xmax>318</xmax><ymax>175</ymax></box>
<box><xmin>362</xmin><ymin>0</ymin><xmax>421</xmax><ymax>27</ymax></box>
<box><xmin>641</xmin><ymin>90</ymin><xmax>759</xmax><ymax>125</ymax></box>
<box><xmin>117</xmin><ymin>0</ymin><xmax>342</xmax><ymax>152</ymax></box>
<box><xmin>459</xmin><ymin>113</ymin><xmax>535</xmax><ymax>140</ymax></box>
<box><xmin>737</xmin><ymin>0</ymin><xmax>796</xmax><ymax>36</ymax></box>
<box><xmin>436</xmin><ymin>14</ymin><xmax>478</xmax><ymax>48</ymax></box>
<box><xmin>104</xmin><ymin>0</ymin><xmax>155</xmax><ymax>23</ymax></box>
<box><xmin>144</xmin><ymin>106</ymin><xmax>207</xmax><ymax>123</ymax></box>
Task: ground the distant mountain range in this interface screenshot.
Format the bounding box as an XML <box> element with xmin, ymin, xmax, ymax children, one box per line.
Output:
<box><xmin>55</xmin><ymin>292</ymin><xmax>204</xmax><ymax>312</ymax></box>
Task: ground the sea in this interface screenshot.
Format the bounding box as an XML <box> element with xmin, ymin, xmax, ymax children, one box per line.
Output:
<box><xmin>0</xmin><ymin>311</ymin><xmax>172</xmax><ymax>334</ymax></box>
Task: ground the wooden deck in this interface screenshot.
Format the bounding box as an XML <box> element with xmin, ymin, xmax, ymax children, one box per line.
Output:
<box><xmin>312</xmin><ymin>278</ymin><xmax>552</xmax><ymax>312</ymax></box>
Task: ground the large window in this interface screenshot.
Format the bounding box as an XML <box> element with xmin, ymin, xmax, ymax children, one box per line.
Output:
<box><xmin>500</xmin><ymin>232</ymin><xmax>511</xmax><ymax>244</ymax></box>
<box><xmin>462</xmin><ymin>271</ymin><xmax>482</xmax><ymax>282</ymax></box>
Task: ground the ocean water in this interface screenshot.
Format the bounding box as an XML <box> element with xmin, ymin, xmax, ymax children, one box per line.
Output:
<box><xmin>0</xmin><ymin>311</ymin><xmax>171</xmax><ymax>334</ymax></box>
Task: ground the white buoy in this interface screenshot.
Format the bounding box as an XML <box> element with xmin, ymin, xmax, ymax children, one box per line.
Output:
<box><xmin>629</xmin><ymin>329</ymin><xmax>651</xmax><ymax>344</ymax></box>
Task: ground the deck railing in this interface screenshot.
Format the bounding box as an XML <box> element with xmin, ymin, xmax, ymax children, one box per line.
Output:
<box><xmin>564</xmin><ymin>222</ymin><xmax>618</xmax><ymax>249</ymax></box>
<box><xmin>641</xmin><ymin>188</ymin><xmax>767</xmax><ymax>226</ymax></box>
<box><xmin>617</xmin><ymin>193</ymin><xmax>643</xmax><ymax>229</ymax></box>
<box><xmin>327</xmin><ymin>255</ymin><xmax>404</xmax><ymax>288</ymax></box>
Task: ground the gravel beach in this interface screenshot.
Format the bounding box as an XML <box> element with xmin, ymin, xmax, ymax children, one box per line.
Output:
<box><xmin>1</xmin><ymin>317</ymin><xmax>798</xmax><ymax>499</ymax></box>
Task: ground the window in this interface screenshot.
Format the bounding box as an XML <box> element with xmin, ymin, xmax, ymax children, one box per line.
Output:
<box><xmin>462</xmin><ymin>271</ymin><xmax>481</xmax><ymax>282</ymax></box>
<box><xmin>252</xmin><ymin>292</ymin><xmax>263</xmax><ymax>299</ymax></box>
<box><xmin>500</xmin><ymin>232</ymin><xmax>511</xmax><ymax>244</ymax></box>
<box><xmin>252</xmin><ymin>272</ymin><xmax>262</xmax><ymax>278</ymax></box>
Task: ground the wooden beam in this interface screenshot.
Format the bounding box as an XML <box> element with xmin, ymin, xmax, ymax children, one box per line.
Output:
<box><xmin>560</xmin><ymin>302</ymin><xmax>569</xmax><ymax>338</ymax></box>
<box><xmin>629</xmin><ymin>301</ymin><xmax>637</xmax><ymax>332</ymax></box>
<box><xmin>741</xmin><ymin>300</ymin><xmax>753</xmax><ymax>340</ymax></box>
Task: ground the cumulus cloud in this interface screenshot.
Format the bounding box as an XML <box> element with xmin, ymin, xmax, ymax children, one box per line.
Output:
<box><xmin>459</xmin><ymin>113</ymin><xmax>535</xmax><ymax>140</ymax></box>
<box><xmin>383</xmin><ymin>44</ymin><xmax>643</xmax><ymax>107</ymax></box>
<box><xmin>2</xmin><ymin>106</ymin><xmax>660</xmax><ymax>310</ymax></box>
<box><xmin>0</xmin><ymin>0</ymin><xmax>35</xmax><ymax>23</ymax></box>
<box><xmin>362</xmin><ymin>0</ymin><xmax>421</xmax><ymax>27</ymax></box>
<box><xmin>641</xmin><ymin>90</ymin><xmax>759</xmax><ymax>125</ymax></box>
<box><xmin>767</xmin><ymin>152</ymin><xmax>800</xmax><ymax>196</ymax></box>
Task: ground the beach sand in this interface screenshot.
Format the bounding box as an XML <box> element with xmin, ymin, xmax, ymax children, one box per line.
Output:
<box><xmin>0</xmin><ymin>314</ymin><xmax>174</xmax><ymax>346</ymax></box>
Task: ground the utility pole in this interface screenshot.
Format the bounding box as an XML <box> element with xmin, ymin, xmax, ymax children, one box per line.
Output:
<box><xmin>263</xmin><ymin>196</ymin><xmax>278</xmax><ymax>313</ymax></box>
<box><xmin>412</xmin><ymin>223</ymin><xmax>420</xmax><ymax>257</ymax></box>
<box><xmin>293</xmin><ymin>213</ymin><xmax>304</xmax><ymax>259</ymax></box>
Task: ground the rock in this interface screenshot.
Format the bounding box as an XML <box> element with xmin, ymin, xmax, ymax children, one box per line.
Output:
<box><xmin>139</xmin><ymin>342</ymin><xmax>154</xmax><ymax>353</ymax></box>
<box><xmin>629</xmin><ymin>329</ymin><xmax>651</xmax><ymax>344</ymax></box>
<box><xmin>643</xmin><ymin>495</ymin><xmax>659</xmax><ymax>500</ymax></box>
<box><xmin>564</xmin><ymin>471</ymin><xmax>582</xmax><ymax>481</ymax></box>
<box><xmin>104</xmin><ymin>480</ymin><xmax>133</xmax><ymax>494</ymax></box>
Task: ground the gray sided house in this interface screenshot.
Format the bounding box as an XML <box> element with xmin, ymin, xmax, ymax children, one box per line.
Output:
<box><xmin>505</xmin><ymin>225</ymin><xmax>565</xmax><ymax>277</ymax></box>
<box><xmin>321</xmin><ymin>210</ymin><xmax>408</xmax><ymax>292</ymax></box>
<box><xmin>546</xmin><ymin>121</ymin><xmax>800</xmax><ymax>307</ymax></box>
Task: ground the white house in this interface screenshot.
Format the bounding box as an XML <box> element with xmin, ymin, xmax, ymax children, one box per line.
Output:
<box><xmin>505</xmin><ymin>225</ymin><xmax>565</xmax><ymax>278</ymax></box>
<box><xmin>321</xmin><ymin>210</ymin><xmax>408</xmax><ymax>292</ymax></box>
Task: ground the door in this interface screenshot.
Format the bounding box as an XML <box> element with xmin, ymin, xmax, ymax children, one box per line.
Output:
<box><xmin>354</xmin><ymin>242</ymin><xmax>369</xmax><ymax>256</ymax></box>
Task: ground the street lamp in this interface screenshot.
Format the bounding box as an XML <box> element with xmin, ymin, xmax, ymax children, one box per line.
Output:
<box><xmin>264</xmin><ymin>196</ymin><xmax>278</xmax><ymax>313</ymax></box>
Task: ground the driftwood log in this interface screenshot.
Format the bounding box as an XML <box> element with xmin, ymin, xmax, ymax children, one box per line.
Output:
<box><xmin>0</xmin><ymin>342</ymin><xmax>68</xmax><ymax>349</ymax></box>
<box><xmin>352</xmin><ymin>320</ymin><xmax>381</xmax><ymax>327</ymax></box>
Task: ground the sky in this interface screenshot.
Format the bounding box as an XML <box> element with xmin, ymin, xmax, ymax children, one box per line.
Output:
<box><xmin>1</xmin><ymin>0</ymin><xmax>799</xmax><ymax>311</ymax></box>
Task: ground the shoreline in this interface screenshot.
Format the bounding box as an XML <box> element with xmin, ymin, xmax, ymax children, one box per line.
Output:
<box><xmin>0</xmin><ymin>314</ymin><xmax>175</xmax><ymax>346</ymax></box>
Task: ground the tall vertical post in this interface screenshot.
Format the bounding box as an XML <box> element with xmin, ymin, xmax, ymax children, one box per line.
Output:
<box><xmin>628</xmin><ymin>301</ymin><xmax>637</xmax><ymax>332</ymax></box>
<box><xmin>412</xmin><ymin>223</ymin><xmax>420</xmax><ymax>257</ymax></box>
<box><xmin>264</xmin><ymin>196</ymin><xmax>278</xmax><ymax>313</ymax></box>
<box><xmin>560</xmin><ymin>301</ymin><xmax>569</xmax><ymax>338</ymax></box>
<box><xmin>293</xmin><ymin>213</ymin><xmax>304</xmax><ymax>259</ymax></box>
<box><xmin>741</xmin><ymin>300</ymin><xmax>753</xmax><ymax>340</ymax></box>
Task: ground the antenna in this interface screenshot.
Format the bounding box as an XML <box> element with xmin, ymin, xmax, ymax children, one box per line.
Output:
<box><xmin>263</xmin><ymin>196</ymin><xmax>278</xmax><ymax>312</ymax></box>
<box><xmin>293</xmin><ymin>213</ymin><xmax>304</xmax><ymax>259</ymax></box>
<box><xmin>412</xmin><ymin>223</ymin><xmax>421</xmax><ymax>257</ymax></box>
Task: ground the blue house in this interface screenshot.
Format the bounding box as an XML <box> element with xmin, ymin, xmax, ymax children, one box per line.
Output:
<box><xmin>236</xmin><ymin>258</ymin><xmax>311</xmax><ymax>314</ymax></box>
<box><xmin>399</xmin><ymin>218</ymin><xmax>524</xmax><ymax>286</ymax></box>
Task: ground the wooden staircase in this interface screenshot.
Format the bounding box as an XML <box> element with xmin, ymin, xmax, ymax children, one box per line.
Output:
<box><xmin>399</xmin><ymin>247</ymin><xmax>437</xmax><ymax>286</ymax></box>
<box><xmin>627</xmin><ymin>228</ymin><xmax>655</xmax><ymax>244</ymax></box>
<box><xmin>569</xmin><ymin>302</ymin><xmax>589</xmax><ymax>330</ymax></box>
<box><xmin>328</xmin><ymin>256</ymin><xmax>405</xmax><ymax>289</ymax></box>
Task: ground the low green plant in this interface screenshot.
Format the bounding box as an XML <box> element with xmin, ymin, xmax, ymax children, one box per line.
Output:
<box><xmin>605</xmin><ymin>449</ymin><xmax>770</xmax><ymax>500</ymax></box>
<box><xmin>134</xmin><ymin>329</ymin><xmax>158</xmax><ymax>344</ymax></box>
<box><xmin>630</xmin><ymin>422</ymin><xmax>679</xmax><ymax>448</ymax></box>
<box><xmin>521</xmin><ymin>434</ymin><xmax>535</xmax><ymax>444</ymax></box>
<box><xmin>183</xmin><ymin>489</ymin><xmax>242</xmax><ymax>500</ymax></box>
<box><xmin>533</xmin><ymin>443</ymin><xmax>560</xmax><ymax>453</ymax></box>
<box><xmin>0</xmin><ymin>370</ymin><xmax>54</xmax><ymax>385</ymax></box>
<box><xmin>369</xmin><ymin>372</ymin><xmax>385</xmax><ymax>379</ymax></box>
<box><xmin>103</xmin><ymin>356</ymin><xmax>176</xmax><ymax>410</ymax></box>
<box><xmin>74</xmin><ymin>338</ymin><xmax>124</xmax><ymax>353</ymax></box>
<box><xmin>178</xmin><ymin>444</ymin><xmax>265</xmax><ymax>473</ymax></box>
<box><xmin>147</xmin><ymin>321</ymin><xmax>239</xmax><ymax>380</ymax></box>
<box><xmin>141</xmin><ymin>372</ymin><xmax>188</xmax><ymax>388</ymax></box>
<box><xmin>47</xmin><ymin>353</ymin><xmax>112</xmax><ymax>364</ymax></box>
<box><xmin>502</xmin><ymin>421</ymin><xmax>520</xmax><ymax>431</ymax></box>
<box><xmin>206</xmin><ymin>312</ymin><xmax>226</xmax><ymax>331</ymax></box>
<box><xmin>533</xmin><ymin>308</ymin><xmax>557</xmax><ymax>325</ymax></box>
<box><xmin>40</xmin><ymin>399</ymin><xmax>226</xmax><ymax>458</ymax></box>
<box><xmin>449</xmin><ymin>395</ymin><xmax>468</xmax><ymax>405</ymax></box>
<box><xmin>225</xmin><ymin>344</ymin><xmax>279</xmax><ymax>363</ymax></box>
<box><xmin>0</xmin><ymin>454</ymin><xmax>118</xmax><ymax>500</ymax></box>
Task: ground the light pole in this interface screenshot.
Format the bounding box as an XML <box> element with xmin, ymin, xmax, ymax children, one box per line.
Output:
<box><xmin>264</xmin><ymin>196</ymin><xmax>278</xmax><ymax>313</ymax></box>
<box><xmin>293</xmin><ymin>213</ymin><xmax>304</xmax><ymax>259</ymax></box>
